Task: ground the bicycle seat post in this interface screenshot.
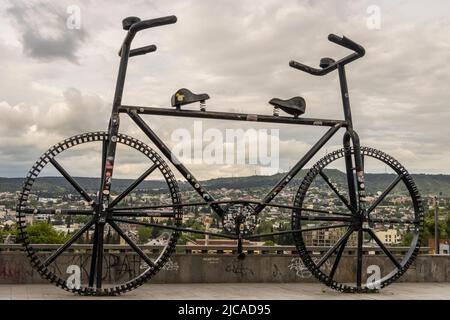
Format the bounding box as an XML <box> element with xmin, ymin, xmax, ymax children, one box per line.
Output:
<box><xmin>337</xmin><ymin>64</ymin><xmax>353</xmax><ymax>130</ymax></box>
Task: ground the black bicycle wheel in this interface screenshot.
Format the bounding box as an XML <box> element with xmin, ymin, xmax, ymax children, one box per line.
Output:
<box><xmin>16</xmin><ymin>131</ymin><xmax>182</xmax><ymax>295</ymax></box>
<box><xmin>292</xmin><ymin>147</ymin><xmax>423</xmax><ymax>292</ymax></box>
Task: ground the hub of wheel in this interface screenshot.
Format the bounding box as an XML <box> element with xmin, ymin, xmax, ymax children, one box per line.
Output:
<box><xmin>222</xmin><ymin>203</ymin><xmax>257</xmax><ymax>237</ymax></box>
<box><xmin>352</xmin><ymin>210</ymin><xmax>365</xmax><ymax>229</ymax></box>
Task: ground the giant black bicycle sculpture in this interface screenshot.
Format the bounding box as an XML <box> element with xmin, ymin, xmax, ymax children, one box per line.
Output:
<box><xmin>16</xmin><ymin>16</ymin><xmax>423</xmax><ymax>295</ymax></box>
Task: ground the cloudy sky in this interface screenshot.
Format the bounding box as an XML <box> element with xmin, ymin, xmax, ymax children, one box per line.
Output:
<box><xmin>1</xmin><ymin>0</ymin><xmax>450</xmax><ymax>180</ymax></box>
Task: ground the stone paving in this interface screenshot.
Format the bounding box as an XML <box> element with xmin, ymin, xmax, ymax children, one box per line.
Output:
<box><xmin>0</xmin><ymin>283</ymin><xmax>448</xmax><ymax>300</ymax></box>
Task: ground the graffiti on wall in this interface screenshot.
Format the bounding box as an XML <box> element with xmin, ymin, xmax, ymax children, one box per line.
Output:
<box><xmin>225</xmin><ymin>259</ymin><xmax>255</xmax><ymax>277</ymax></box>
<box><xmin>288</xmin><ymin>257</ymin><xmax>331</xmax><ymax>278</ymax></box>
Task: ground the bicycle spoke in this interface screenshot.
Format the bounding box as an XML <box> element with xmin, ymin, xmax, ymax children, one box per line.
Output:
<box><xmin>110</xmin><ymin>210</ymin><xmax>177</xmax><ymax>218</ymax></box>
<box><xmin>111</xmin><ymin>202</ymin><xmax>352</xmax><ymax>217</ymax></box>
<box><xmin>112</xmin><ymin>202</ymin><xmax>207</xmax><ymax>211</ymax></box>
<box><xmin>98</xmin><ymin>139</ymin><xmax>107</xmax><ymax>199</ymax></box>
<box><xmin>319</xmin><ymin>171</ymin><xmax>355</xmax><ymax>213</ymax></box>
<box><xmin>298</xmin><ymin>207</ymin><xmax>352</xmax><ymax>217</ymax></box>
<box><xmin>366</xmin><ymin>228</ymin><xmax>401</xmax><ymax>269</ymax></box>
<box><xmin>316</xmin><ymin>227</ymin><xmax>354</xmax><ymax>268</ymax></box>
<box><xmin>21</xmin><ymin>208</ymin><xmax>94</xmax><ymax>215</ymax></box>
<box><xmin>108</xmin><ymin>220</ymin><xmax>156</xmax><ymax>267</ymax></box>
<box><xmin>369</xmin><ymin>218</ymin><xmax>418</xmax><ymax>225</ymax></box>
<box><xmin>297</xmin><ymin>216</ymin><xmax>353</xmax><ymax>223</ymax></box>
<box><xmin>367</xmin><ymin>174</ymin><xmax>404</xmax><ymax>214</ymax></box>
<box><xmin>50</xmin><ymin>158</ymin><xmax>94</xmax><ymax>204</ymax></box>
<box><xmin>92</xmin><ymin>141</ymin><xmax>106</xmax><ymax>288</ymax></box>
<box><xmin>356</xmin><ymin>229</ymin><xmax>363</xmax><ymax>288</ymax></box>
<box><xmin>245</xmin><ymin>223</ymin><xmax>351</xmax><ymax>239</ymax></box>
<box><xmin>43</xmin><ymin>219</ymin><xmax>95</xmax><ymax>267</ymax></box>
<box><xmin>110</xmin><ymin>217</ymin><xmax>238</xmax><ymax>239</ymax></box>
<box><xmin>328</xmin><ymin>232</ymin><xmax>349</xmax><ymax>281</ymax></box>
<box><xmin>95</xmin><ymin>223</ymin><xmax>105</xmax><ymax>289</ymax></box>
<box><xmin>261</xmin><ymin>201</ymin><xmax>352</xmax><ymax>217</ymax></box>
<box><xmin>109</xmin><ymin>163</ymin><xmax>158</xmax><ymax>208</ymax></box>
<box><xmin>88</xmin><ymin>224</ymin><xmax>99</xmax><ymax>288</ymax></box>
<box><xmin>262</xmin><ymin>202</ymin><xmax>351</xmax><ymax>216</ymax></box>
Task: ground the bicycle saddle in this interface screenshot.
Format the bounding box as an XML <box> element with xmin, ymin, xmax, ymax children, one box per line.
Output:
<box><xmin>269</xmin><ymin>96</ymin><xmax>306</xmax><ymax>117</ymax></box>
<box><xmin>171</xmin><ymin>88</ymin><xmax>210</xmax><ymax>107</ymax></box>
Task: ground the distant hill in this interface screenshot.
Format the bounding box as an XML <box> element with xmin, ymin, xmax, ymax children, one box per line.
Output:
<box><xmin>1</xmin><ymin>170</ymin><xmax>450</xmax><ymax>196</ymax></box>
<box><xmin>0</xmin><ymin>176</ymin><xmax>169</xmax><ymax>195</ymax></box>
<box><xmin>193</xmin><ymin>170</ymin><xmax>450</xmax><ymax>195</ymax></box>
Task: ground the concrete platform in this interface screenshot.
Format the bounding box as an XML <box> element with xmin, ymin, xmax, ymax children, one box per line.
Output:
<box><xmin>0</xmin><ymin>283</ymin><xmax>448</xmax><ymax>300</ymax></box>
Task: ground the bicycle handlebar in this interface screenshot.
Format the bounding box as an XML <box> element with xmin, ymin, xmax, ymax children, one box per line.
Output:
<box><xmin>119</xmin><ymin>44</ymin><xmax>157</xmax><ymax>57</ymax></box>
<box><xmin>120</xmin><ymin>15</ymin><xmax>177</xmax><ymax>58</ymax></box>
<box><xmin>327</xmin><ymin>34</ymin><xmax>365</xmax><ymax>56</ymax></box>
<box><xmin>129</xmin><ymin>15</ymin><xmax>177</xmax><ymax>34</ymax></box>
<box><xmin>289</xmin><ymin>34</ymin><xmax>365</xmax><ymax>76</ymax></box>
<box><xmin>289</xmin><ymin>60</ymin><xmax>328</xmax><ymax>76</ymax></box>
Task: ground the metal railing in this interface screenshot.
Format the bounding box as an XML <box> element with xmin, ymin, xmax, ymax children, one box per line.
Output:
<box><xmin>0</xmin><ymin>244</ymin><xmax>431</xmax><ymax>256</ymax></box>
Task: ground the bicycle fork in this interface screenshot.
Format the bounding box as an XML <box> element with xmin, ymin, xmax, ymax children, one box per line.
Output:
<box><xmin>343</xmin><ymin>129</ymin><xmax>367</xmax><ymax>289</ymax></box>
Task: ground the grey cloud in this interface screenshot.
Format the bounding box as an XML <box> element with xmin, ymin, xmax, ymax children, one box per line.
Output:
<box><xmin>7</xmin><ymin>1</ymin><xmax>87</xmax><ymax>63</ymax></box>
<box><xmin>38</xmin><ymin>88</ymin><xmax>109</xmax><ymax>136</ymax></box>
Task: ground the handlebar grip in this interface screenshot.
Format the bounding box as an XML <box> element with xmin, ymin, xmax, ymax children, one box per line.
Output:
<box><xmin>328</xmin><ymin>34</ymin><xmax>365</xmax><ymax>56</ymax></box>
<box><xmin>328</xmin><ymin>34</ymin><xmax>342</xmax><ymax>45</ymax></box>
<box><xmin>289</xmin><ymin>60</ymin><xmax>323</xmax><ymax>75</ymax></box>
<box><xmin>130</xmin><ymin>15</ymin><xmax>177</xmax><ymax>33</ymax></box>
<box><xmin>118</xmin><ymin>45</ymin><xmax>157</xmax><ymax>57</ymax></box>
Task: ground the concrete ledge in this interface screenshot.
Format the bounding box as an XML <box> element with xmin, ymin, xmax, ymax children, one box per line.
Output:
<box><xmin>0</xmin><ymin>250</ymin><xmax>448</xmax><ymax>284</ymax></box>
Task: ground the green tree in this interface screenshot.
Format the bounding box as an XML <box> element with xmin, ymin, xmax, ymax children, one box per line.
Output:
<box><xmin>402</xmin><ymin>231</ymin><xmax>414</xmax><ymax>246</ymax></box>
<box><xmin>255</xmin><ymin>220</ymin><xmax>274</xmax><ymax>242</ymax></box>
<box><xmin>274</xmin><ymin>222</ymin><xmax>293</xmax><ymax>245</ymax></box>
<box><xmin>424</xmin><ymin>215</ymin><xmax>435</xmax><ymax>238</ymax></box>
<box><xmin>25</xmin><ymin>222</ymin><xmax>70</xmax><ymax>244</ymax></box>
<box><xmin>137</xmin><ymin>225</ymin><xmax>152</xmax><ymax>243</ymax></box>
<box><xmin>183</xmin><ymin>220</ymin><xmax>206</xmax><ymax>240</ymax></box>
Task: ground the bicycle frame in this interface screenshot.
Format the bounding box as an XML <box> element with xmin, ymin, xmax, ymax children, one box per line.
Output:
<box><xmin>98</xmin><ymin>23</ymin><xmax>366</xmax><ymax>221</ymax></box>
<box><xmin>16</xmin><ymin>15</ymin><xmax>424</xmax><ymax>295</ymax></box>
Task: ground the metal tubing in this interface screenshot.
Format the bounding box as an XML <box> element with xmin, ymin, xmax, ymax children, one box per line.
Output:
<box><xmin>356</xmin><ymin>228</ymin><xmax>363</xmax><ymax>288</ymax></box>
<box><xmin>120</xmin><ymin>105</ymin><xmax>346</xmax><ymax>127</ymax></box>
<box><xmin>109</xmin><ymin>163</ymin><xmax>158</xmax><ymax>208</ymax></box>
<box><xmin>95</xmin><ymin>223</ymin><xmax>105</xmax><ymax>289</ymax></box>
<box><xmin>343</xmin><ymin>131</ymin><xmax>359</xmax><ymax>211</ymax></box>
<box><xmin>88</xmin><ymin>224</ymin><xmax>99</xmax><ymax>287</ymax></box>
<box><xmin>255</xmin><ymin>123</ymin><xmax>343</xmax><ymax>214</ymax></box>
<box><xmin>435</xmin><ymin>196</ymin><xmax>439</xmax><ymax>254</ymax></box>
<box><xmin>127</xmin><ymin>110</ymin><xmax>225</xmax><ymax>216</ymax></box>
<box><xmin>338</xmin><ymin>65</ymin><xmax>353</xmax><ymax>129</ymax></box>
